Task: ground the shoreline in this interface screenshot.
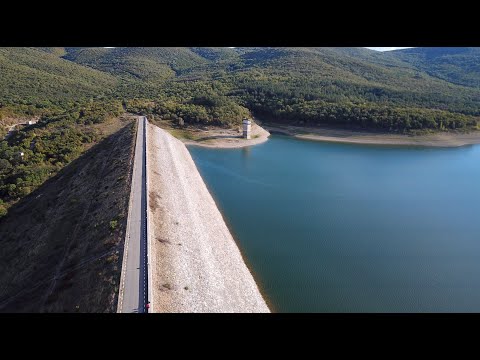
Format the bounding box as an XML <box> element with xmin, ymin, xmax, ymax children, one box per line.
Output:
<box><xmin>147</xmin><ymin>123</ymin><xmax>270</xmax><ymax>313</ymax></box>
<box><xmin>263</xmin><ymin>123</ymin><xmax>480</xmax><ymax>148</ymax></box>
<box><xmin>158</xmin><ymin>119</ymin><xmax>480</xmax><ymax>149</ymax></box>
<box><xmin>176</xmin><ymin>122</ymin><xmax>271</xmax><ymax>149</ymax></box>
<box><xmin>200</xmin><ymin>185</ymin><xmax>278</xmax><ymax>313</ymax></box>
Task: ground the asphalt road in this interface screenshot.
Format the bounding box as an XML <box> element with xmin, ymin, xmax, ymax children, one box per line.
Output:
<box><xmin>120</xmin><ymin>116</ymin><xmax>149</xmax><ymax>313</ymax></box>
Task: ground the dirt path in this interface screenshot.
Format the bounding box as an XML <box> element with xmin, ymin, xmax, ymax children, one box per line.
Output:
<box><xmin>2</xmin><ymin>117</ymin><xmax>39</xmax><ymax>140</ymax></box>
<box><xmin>147</xmin><ymin>123</ymin><xmax>269</xmax><ymax>313</ymax></box>
<box><xmin>4</xmin><ymin>123</ymin><xmax>24</xmax><ymax>139</ymax></box>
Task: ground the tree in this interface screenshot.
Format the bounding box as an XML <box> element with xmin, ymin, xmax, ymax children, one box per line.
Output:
<box><xmin>0</xmin><ymin>204</ymin><xmax>6</xmax><ymax>217</ymax></box>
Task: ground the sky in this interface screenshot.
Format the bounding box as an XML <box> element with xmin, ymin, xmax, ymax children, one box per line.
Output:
<box><xmin>365</xmin><ymin>47</ymin><xmax>413</xmax><ymax>52</ymax></box>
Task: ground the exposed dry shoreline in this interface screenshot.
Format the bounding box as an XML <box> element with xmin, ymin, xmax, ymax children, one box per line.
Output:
<box><xmin>263</xmin><ymin>123</ymin><xmax>480</xmax><ymax>147</ymax></box>
<box><xmin>147</xmin><ymin>123</ymin><xmax>269</xmax><ymax>313</ymax></box>
<box><xmin>162</xmin><ymin>118</ymin><xmax>480</xmax><ymax>149</ymax></box>
<box><xmin>179</xmin><ymin>122</ymin><xmax>270</xmax><ymax>149</ymax></box>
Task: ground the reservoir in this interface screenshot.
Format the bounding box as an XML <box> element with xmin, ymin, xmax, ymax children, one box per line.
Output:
<box><xmin>188</xmin><ymin>136</ymin><xmax>480</xmax><ymax>312</ymax></box>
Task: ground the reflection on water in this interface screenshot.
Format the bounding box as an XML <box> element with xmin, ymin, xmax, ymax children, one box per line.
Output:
<box><xmin>242</xmin><ymin>146</ymin><xmax>251</xmax><ymax>158</ymax></box>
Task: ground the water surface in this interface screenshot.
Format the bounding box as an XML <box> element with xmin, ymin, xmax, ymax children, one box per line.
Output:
<box><xmin>189</xmin><ymin>136</ymin><xmax>480</xmax><ymax>312</ymax></box>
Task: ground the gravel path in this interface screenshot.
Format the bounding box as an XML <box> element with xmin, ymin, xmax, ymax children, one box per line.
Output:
<box><xmin>147</xmin><ymin>123</ymin><xmax>270</xmax><ymax>312</ymax></box>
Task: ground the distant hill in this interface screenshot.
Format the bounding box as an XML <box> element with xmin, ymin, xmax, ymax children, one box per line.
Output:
<box><xmin>206</xmin><ymin>47</ymin><xmax>480</xmax><ymax>130</ymax></box>
<box><xmin>0</xmin><ymin>47</ymin><xmax>117</xmax><ymax>106</ymax></box>
<box><xmin>60</xmin><ymin>47</ymin><xmax>208</xmax><ymax>82</ymax></box>
<box><xmin>189</xmin><ymin>47</ymin><xmax>239</xmax><ymax>61</ymax></box>
<box><xmin>386</xmin><ymin>47</ymin><xmax>480</xmax><ymax>88</ymax></box>
<box><xmin>2</xmin><ymin>47</ymin><xmax>480</xmax><ymax>132</ymax></box>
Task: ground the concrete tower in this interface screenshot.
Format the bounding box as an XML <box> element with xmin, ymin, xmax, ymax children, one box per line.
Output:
<box><xmin>242</xmin><ymin>118</ymin><xmax>252</xmax><ymax>139</ymax></box>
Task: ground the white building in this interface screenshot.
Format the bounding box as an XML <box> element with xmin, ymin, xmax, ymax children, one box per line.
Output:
<box><xmin>242</xmin><ymin>118</ymin><xmax>252</xmax><ymax>139</ymax></box>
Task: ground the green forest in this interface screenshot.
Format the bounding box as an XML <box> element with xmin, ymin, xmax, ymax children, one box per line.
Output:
<box><xmin>2</xmin><ymin>46</ymin><xmax>480</xmax><ymax>216</ymax></box>
<box><xmin>3</xmin><ymin>47</ymin><xmax>480</xmax><ymax>130</ymax></box>
<box><xmin>0</xmin><ymin>100</ymin><xmax>124</xmax><ymax>216</ymax></box>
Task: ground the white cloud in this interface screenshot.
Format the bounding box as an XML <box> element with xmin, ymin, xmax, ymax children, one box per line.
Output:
<box><xmin>365</xmin><ymin>47</ymin><xmax>413</xmax><ymax>52</ymax></box>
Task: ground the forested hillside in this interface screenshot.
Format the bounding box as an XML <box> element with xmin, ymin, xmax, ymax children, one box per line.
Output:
<box><xmin>2</xmin><ymin>46</ymin><xmax>480</xmax><ymax>217</ymax></box>
<box><xmin>0</xmin><ymin>120</ymin><xmax>135</xmax><ymax>312</ymax></box>
<box><xmin>11</xmin><ymin>46</ymin><xmax>477</xmax><ymax>133</ymax></box>
<box><xmin>61</xmin><ymin>47</ymin><xmax>208</xmax><ymax>81</ymax></box>
<box><xmin>0</xmin><ymin>47</ymin><xmax>117</xmax><ymax>107</ymax></box>
<box><xmin>387</xmin><ymin>47</ymin><xmax>480</xmax><ymax>88</ymax></box>
<box><xmin>50</xmin><ymin>46</ymin><xmax>480</xmax><ymax>132</ymax></box>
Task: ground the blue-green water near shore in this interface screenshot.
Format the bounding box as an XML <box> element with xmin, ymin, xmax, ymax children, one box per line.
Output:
<box><xmin>188</xmin><ymin>136</ymin><xmax>480</xmax><ymax>312</ymax></box>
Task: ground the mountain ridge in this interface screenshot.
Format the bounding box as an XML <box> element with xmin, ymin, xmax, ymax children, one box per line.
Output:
<box><xmin>2</xmin><ymin>47</ymin><xmax>480</xmax><ymax>131</ymax></box>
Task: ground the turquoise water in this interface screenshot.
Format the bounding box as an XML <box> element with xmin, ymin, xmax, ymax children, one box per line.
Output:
<box><xmin>188</xmin><ymin>136</ymin><xmax>480</xmax><ymax>312</ymax></box>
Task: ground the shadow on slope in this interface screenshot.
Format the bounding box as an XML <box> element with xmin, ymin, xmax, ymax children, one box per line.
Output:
<box><xmin>0</xmin><ymin>122</ymin><xmax>137</xmax><ymax>313</ymax></box>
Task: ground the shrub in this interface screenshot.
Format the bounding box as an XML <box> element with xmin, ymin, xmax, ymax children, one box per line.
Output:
<box><xmin>0</xmin><ymin>204</ymin><xmax>7</xmax><ymax>218</ymax></box>
<box><xmin>109</xmin><ymin>220</ymin><xmax>118</xmax><ymax>231</ymax></box>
